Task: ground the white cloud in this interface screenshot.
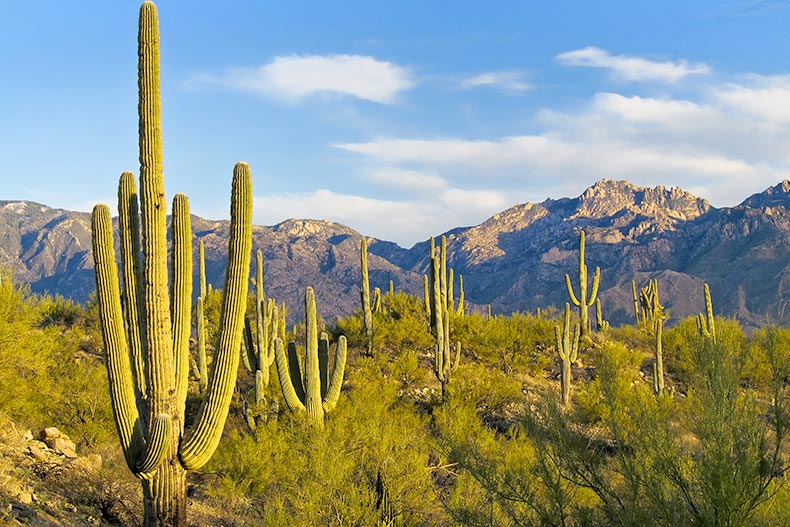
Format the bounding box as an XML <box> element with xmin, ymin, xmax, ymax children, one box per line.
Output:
<box><xmin>254</xmin><ymin>186</ymin><xmax>510</xmax><ymax>247</ymax></box>
<box><xmin>366</xmin><ymin>167</ymin><xmax>448</xmax><ymax>194</ymax></box>
<box><xmin>556</xmin><ymin>46</ymin><xmax>711</xmax><ymax>82</ymax></box>
<box><xmin>461</xmin><ymin>71</ymin><xmax>532</xmax><ymax>93</ymax></box>
<box><xmin>193</xmin><ymin>54</ymin><xmax>414</xmax><ymax>104</ymax></box>
<box><xmin>714</xmin><ymin>74</ymin><xmax>790</xmax><ymax>125</ymax></box>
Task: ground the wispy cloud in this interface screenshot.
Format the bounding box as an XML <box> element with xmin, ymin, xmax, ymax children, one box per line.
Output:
<box><xmin>191</xmin><ymin>54</ymin><xmax>414</xmax><ymax>104</ymax></box>
<box><xmin>335</xmin><ymin>74</ymin><xmax>790</xmax><ymax>208</ymax></box>
<box><xmin>461</xmin><ymin>70</ymin><xmax>532</xmax><ymax>93</ymax></box>
<box><xmin>556</xmin><ymin>46</ymin><xmax>711</xmax><ymax>82</ymax></box>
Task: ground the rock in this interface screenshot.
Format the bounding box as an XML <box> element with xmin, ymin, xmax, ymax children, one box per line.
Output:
<box><xmin>39</xmin><ymin>427</ymin><xmax>78</xmax><ymax>458</ymax></box>
<box><xmin>22</xmin><ymin>429</ymin><xmax>33</xmax><ymax>441</ymax></box>
<box><xmin>17</xmin><ymin>492</ymin><xmax>33</xmax><ymax>505</ymax></box>
<box><xmin>26</xmin><ymin>444</ymin><xmax>48</xmax><ymax>462</ymax></box>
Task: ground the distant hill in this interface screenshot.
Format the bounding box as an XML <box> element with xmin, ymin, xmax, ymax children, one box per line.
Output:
<box><xmin>2</xmin><ymin>179</ymin><xmax>790</xmax><ymax>328</ymax></box>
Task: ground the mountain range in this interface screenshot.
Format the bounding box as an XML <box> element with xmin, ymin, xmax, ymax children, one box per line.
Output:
<box><xmin>2</xmin><ymin>179</ymin><xmax>790</xmax><ymax>329</ymax></box>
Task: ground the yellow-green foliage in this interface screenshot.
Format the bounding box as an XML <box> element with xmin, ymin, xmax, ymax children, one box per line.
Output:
<box><xmin>208</xmin><ymin>354</ymin><xmax>441</xmax><ymax>526</ymax></box>
<box><xmin>453</xmin><ymin>311</ymin><xmax>555</xmax><ymax>377</ymax></box>
<box><xmin>0</xmin><ymin>275</ymin><xmax>114</xmax><ymax>446</ymax></box>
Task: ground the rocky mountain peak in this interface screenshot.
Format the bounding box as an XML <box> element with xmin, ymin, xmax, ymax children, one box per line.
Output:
<box><xmin>271</xmin><ymin>218</ymin><xmax>352</xmax><ymax>238</ymax></box>
<box><xmin>740</xmin><ymin>180</ymin><xmax>790</xmax><ymax>209</ymax></box>
<box><xmin>574</xmin><ymin>179</ymin><xmax>710</xmax><ymax>222</ymax></box>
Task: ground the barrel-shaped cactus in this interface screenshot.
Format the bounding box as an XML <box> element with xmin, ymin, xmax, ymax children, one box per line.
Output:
<box><xmin>90</xmin><ymin>3</ymin><xmax>252</xmax><ymax>525</ymax></box>
<box><xmin>275</xmin><ymin>287</ymin><xmax>347</xmax><ymax>427</ymax></box>
<box><xmin>565</xmin><ymin>230</ymin><xmax>600</xmax><ymax>337</ymax></box>
<box><xmin>555</xmin><ymin>303</ymin><xmax>579</xmax><ymax>406</ymax></box>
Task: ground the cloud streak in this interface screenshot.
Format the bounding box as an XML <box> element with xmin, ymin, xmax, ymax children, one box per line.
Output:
<box><xmin>192</xmin><ymin>54</ymin><xmax>414</xmax><ymax>104</ymax></box>
<box><xmin>556</xmin><ymin>46</ymin><xmax>711</xmax><ymax>82</ymax></box>
<box><xmin>461</xmin><ymin>70</ymin><xmax>532</xmax><ymax>93</ymax></box>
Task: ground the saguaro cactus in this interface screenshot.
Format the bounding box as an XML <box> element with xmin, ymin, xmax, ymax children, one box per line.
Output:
<box><xmin>429</xmin><ymin>241</ymin><xmax>460</xmax><ymax>400</ymax></box>
<box><xmin>595</xmin><ymin>298</ymin><xmax>609</xmax><ymax>333</ymax></box>
<box><xmin>275</xmin><ymin>287</ymin><xmax>347</xmax><ymax>427</ymax></box>
<box><xmin>565</xmin><ymin>230</ymin><xmax>600</xmax><ymax>337</ymax></box>
<box><xmin>90</xmin><ymin>3</ymin><xmax>252</xmax><ymax>526</ymax></box>
<box><xmin>697</xmin><ymin>283</ymin><xmax>716</xmax><ymax>340</ymax></box>
<box><xmin>555</xmin><ymin>303</ymin><xmax>580</xmax><ymax>406</ymax></box>
<box><xmin>653</xmin><ymin>318</ymin><xmax>665</xmax><ymax>396</ymax></box>
<box><xmin>360</xmin><ymin>237</ymin><xmax>374</xmax><ymax>355</ymax></box>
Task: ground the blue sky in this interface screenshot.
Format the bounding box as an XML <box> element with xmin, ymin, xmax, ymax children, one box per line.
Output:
<box><xmin>2</xmin><ymin>1</ymin><xmax>790</xmax><ymax>246</ymax></box>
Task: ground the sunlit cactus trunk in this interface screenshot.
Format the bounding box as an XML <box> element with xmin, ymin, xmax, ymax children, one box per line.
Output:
<box><xmin>360</xmin><ymin>237</ymin><xmax>374</xmax><ymax>355</ymax></box>
<box><xmin>555</xmin><ymin>303</ymin><xmax>579</xmax><ymax>406</ymax></box>
<box><xmin>565</xmin><ymin>230</ymin><xmax>600</xmax><ymax>337</ymax></box>
<box><xmin>90</xmin><ymin>3</ymin><xmax>252</xmax><ymax>525</ymax></box>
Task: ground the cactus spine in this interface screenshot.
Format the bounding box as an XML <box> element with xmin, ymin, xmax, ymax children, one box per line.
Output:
<box><xmin>275</xmin><ymin>287</ymin><xmax>347</xmax><ymax>427</ymax></box>
<box><xmin>360</xmin><ymin>238</ymin><xmax>374</xmax><ymax>355</ymax></box>
<box><xmin>653</xmin><ymin>318</ymin><xmax>665</xmax><ymax>396</ymax></box>
<box><xmin>565</xmin><ymin>230</ymin><xmax>600</xmax><ymax>337</ymax></box>
<box><xmin>91</xmin><ymin>4</ymin><xmax>252</xmax><ymax>525</ymax></box>
<box><xmin>555</xmin><ymin>303</ymin><xmax>580</xmax><ymax>406</ymax></box>
<box><xmin>697</xmin><ymin>283</ymin><xmax>716</xmax><ymax>340</ymax></box>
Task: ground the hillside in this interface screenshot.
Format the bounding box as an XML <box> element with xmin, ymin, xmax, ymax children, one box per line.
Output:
<box><xmin>2</xmin><ymin>179</ymin><xmax>790</xmax><ymax>327</ymax></box>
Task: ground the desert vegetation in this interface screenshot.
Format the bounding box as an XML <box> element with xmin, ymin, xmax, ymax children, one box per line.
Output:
<box><xmin>0</xmin><ymin>2</ymin><xmax>788</xmax><ymax>527</ymax></box>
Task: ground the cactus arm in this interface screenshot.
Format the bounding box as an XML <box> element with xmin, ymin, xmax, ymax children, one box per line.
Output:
<box><xmin>180</xmin><ymin>162</ymin><xmax>252</xmax><ymax>471</ymax></box>
<box><xmin>287</xmin><ymin>341</ymin><xmax>306</xmax><ymax>402</ymax></box>
<box><xmin>452</xmin><ymin>341</ymin><xmax>461</xmax><ymax>372</ymax></box>
<box><xmin>448</xmin><ymin>267</ymin><xmax>454</xmax><ymax>313</ymax></box>
<box><xmin>196</xmin><ymin>297</ymin><xmax>207</xmax><ymax>394</ymax></box>
<box><xmin>117</xmin><ymin>172</ymin><xmax>147</xmax><ymax>402</ymax></box>
<box><xmin>318</xmin><ymin>332</ymin><xmax>330</xmax><ymax>400</ymax></box>
<box><xmin>92</xmin><ymin>204</ymin><xmax>145</xmax><ymax>472</ymax></box>
<box><xmin>242</xmin><ymin>317</ymin><xmax>256</xmax><ymax>372</ymax></box>
<box><xmin>171</xmin><ymin>194</ymin><xmax>192</xmax><ymax>424</ymax></box>
<box><xmin>440</xmin><ymin>236</ymin><xmax>447</xmax><ymax>312</ymax></box>
<box><xmin>570</xmin><ymin>323</ymin><xmax>579</xmax><ymax>363</ymax></box>
<box><xmin>704</xmin><ymin>283</ymin><xmax>716</xmax><ymax>340</ymax></box>
<box><xmin>303</xmin><ymin>287</ymin><xmax>325</xmax><ymax>425</ymax></box>
<box><xmin>588</xmin><ymin>266</ymin><xmax>601</xmax><ymax>306</ymax></box>
<box><xmin>565</xmin><ymin>274</ymin><xmax>581</xmax><ymax>306</ymax></box>
<box><xmin>631</xmin><ymin>280</ymin><xmax>640</xmax><ymax>325</ymax></box>
<box><xmin>360</xmin><ymin>238</ymin><xmax>374</xmax><ymax>355</ymax></box>
<box><xmin>136</xmin><ymin>413</ymin><xmax>171</xmax><ymax>477</ymax></box>
<box><xmin>267</xmin><ymin>303</ymin><xmax>278</xmax><ymax>368</ymax></box>
<box><xmin>456</xmin><ymin>275</ymin><xmax>464</xmax><ymax>317</ymax></box>
<box><xmin>654</xmin><ymin>319</ymin><xmax>664</xmax><ymax>395</ymax></box>
<box><xmin>275</xmin><ymin>339</ymin><xmax>307</xmax><ymax>413</ymax></box>
<box><xmin>323</xmin><ymin>336</ymin><xmax>347</xmax><ymax>413</ymax></box>
<box><xmin>423</xmin><ymin>275</ymin><xmax>430</xmax><ymax>319</ymax></box>
<box><xmin>199</xmin><ymin>240</ymin><xmax>206</xmax><ymax>298</ymax></box>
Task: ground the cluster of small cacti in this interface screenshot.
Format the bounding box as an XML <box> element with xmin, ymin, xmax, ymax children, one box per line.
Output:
<box><xmin>633</xmin><ymin>278</ymin><xmax>664</xmax><ymax>326</ymax></box>
<box><xmin>565</xmin><ymin>230</ymin><xmax>600</xmax><ymax>337</ymax></box>
<box><xmin>555</xmin><ymin>303</ymin><xmax>580</xmax><ymax>405</ymax></box>
<box><xmin>427</xmin><ymin>236</ymin><xmax>461</xmax><ymax>399</ymax></box>
<box><xmin>595</xmin><ymin>298</ymin><xmax>609</xmax><ymax>333</ymax></box>
<box><xmin>241</xmin><ymin>250</ymin><xmax>281</xmax><ymax>429</ymax></box>
<box><xmin>90</xmin><ymin>3</ymin><xmax>253</xmax><ymax>523</ymax></box>
<box><xmin>274</xmin><ymin>287</ymin><xmax>347</xmax><ymax>427</ymax></box>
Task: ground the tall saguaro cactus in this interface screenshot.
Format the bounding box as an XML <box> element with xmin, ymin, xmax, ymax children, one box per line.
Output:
<box><xmin>555</xmin><ymin>303</ymin><xmax>579</xmax><ymax>406</ymax></box>
<box><xmin>275</xmin><ymin>287</ymin><xmax>347</xmax><ymax>427</ymax></box>
<box><xmin>360</xmin><ymin>237</ymin><xmax>374</xmax><ymax>355</ymax></box>
<box><xmin>91</xmin><ymin>3</ymin><xmax>252</xmax><ymax>526</ymax></box>
<box><xmin>565</xmin><ymin>230</ymin><xmax>600</xmax><ymax>337</ymax></box>
<box><xmin>429</xmin><ymin>238</ymin><xmax>460</xmax><ymax>400</ymax></box>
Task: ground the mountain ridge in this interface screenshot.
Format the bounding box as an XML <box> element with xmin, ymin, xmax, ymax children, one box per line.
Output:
<box><xmin>2</xmin><ymin>179</ymin><xmax>789</xmax><ymax>328</ymax></box>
